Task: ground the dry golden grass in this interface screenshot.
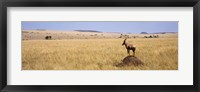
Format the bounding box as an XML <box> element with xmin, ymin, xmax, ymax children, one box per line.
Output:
<box><xmin>22</xmin><ymin>38</ymin><xmax>178</xmax><ymax>70</ymax></box>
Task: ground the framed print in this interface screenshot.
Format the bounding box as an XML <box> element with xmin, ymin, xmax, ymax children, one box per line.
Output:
<box><xmin>0</xmin><ymin>0</ymin><xmax>200</xmax><ymax>92</ymax></box>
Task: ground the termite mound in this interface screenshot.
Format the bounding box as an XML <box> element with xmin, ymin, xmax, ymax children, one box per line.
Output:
<box><xmin>116</xmin><ymin>56</ymin><xmax>144</xmax><ymax>67</ymax></box>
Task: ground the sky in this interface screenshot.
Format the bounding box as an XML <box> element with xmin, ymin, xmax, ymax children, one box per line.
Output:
<box><xmin>22</xmin><ymin>21</ymin><xmax>178</xmax><ymax>34</ymax></box>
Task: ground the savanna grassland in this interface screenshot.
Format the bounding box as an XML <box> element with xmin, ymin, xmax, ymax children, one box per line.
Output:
<box><xmin>22</xmin><ymin>30</ymin><xmax>178</xmax><ymax>70</ymax></box>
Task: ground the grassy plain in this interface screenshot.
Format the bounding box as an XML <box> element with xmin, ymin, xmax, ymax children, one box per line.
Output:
<box><xmin>22</xmin><ymin>36</ymin><xmax>178</xmax><ymax>70</ymax></box>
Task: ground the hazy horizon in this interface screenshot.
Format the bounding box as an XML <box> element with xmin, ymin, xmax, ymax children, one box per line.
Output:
<box><xmin>22</xmin><ymin>21</ymin><xmax>178</xmax><ymax>34</ymax></box>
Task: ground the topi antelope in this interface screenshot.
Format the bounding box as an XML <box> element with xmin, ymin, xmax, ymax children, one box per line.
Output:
<box><xmin>122</xmin><ymin>38</ymin><xmax>136</xmax><ymax>56</ymax></box>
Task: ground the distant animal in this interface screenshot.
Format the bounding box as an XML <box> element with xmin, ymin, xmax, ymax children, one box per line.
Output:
<box><xmin>144</xmin><ymin>35</ymin><xmax>159</xmax><ymax>38</ymax></box>
<box><xmin>122</xmin><ymin>38</ymin><xmax>136</xmax><ymax>56</ymax></box>
<box><xmin>45</xmin><ymin>36</ymin><xmax>52</xmax><ymax>40</ymax></box>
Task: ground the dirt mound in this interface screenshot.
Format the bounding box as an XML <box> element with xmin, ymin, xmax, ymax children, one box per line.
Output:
<box><xmin>116</xmin><ymin>56</ymin><xmax>144</xmax><ymax>67</ymax></box>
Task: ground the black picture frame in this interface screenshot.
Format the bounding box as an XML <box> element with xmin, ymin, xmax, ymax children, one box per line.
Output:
<box><xmin>0</xmin><ymin>0</ymin><xmax>200</xmax><ymax>92</ymax></box>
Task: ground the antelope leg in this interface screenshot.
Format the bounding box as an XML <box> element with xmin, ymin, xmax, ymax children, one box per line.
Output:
<box><xmin>127</xmin><ymin>50</ymin><xmax>130</xmax><ymax>56</ymax></box>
